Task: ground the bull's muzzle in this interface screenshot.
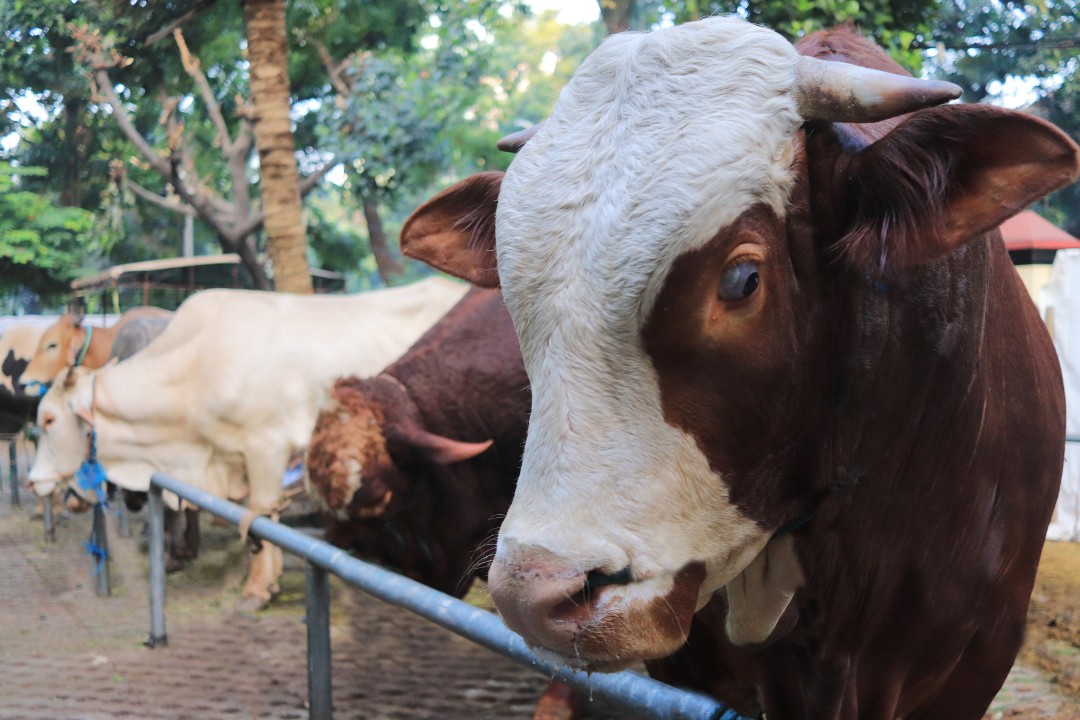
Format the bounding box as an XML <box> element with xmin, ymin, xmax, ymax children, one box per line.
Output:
<box><xmin>488</xmin><ymin>539</ymin><xmax>705</xmax><ymax>672</ymax></box>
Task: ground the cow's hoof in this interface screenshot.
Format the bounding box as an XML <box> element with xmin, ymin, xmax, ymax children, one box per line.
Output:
<box><xmin>235</xmin><ymin>595</ymin><xmax>270</xmax><ymax>615</ymax></box>
<box><xmin>533</xmin><ymin>681</ymin><xmax>581</xmax><ymax>720</ymax></box>
<box><xmin>165</xmin><ymin>556</ymin><xmax>186</xmax><ymax>574</ymax></box>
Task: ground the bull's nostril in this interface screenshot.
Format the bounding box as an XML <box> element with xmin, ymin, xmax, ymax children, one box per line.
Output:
<box><xmin>584</xmin><ymin>566</ymin><xmax>633</xmax><ymax>592</ymax></box>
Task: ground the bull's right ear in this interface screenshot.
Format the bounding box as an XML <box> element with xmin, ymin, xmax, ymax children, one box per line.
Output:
<box><xmin>400</xmin><ymin>171</ymin><xmax>502</xmax><ymax>288</ymax></box>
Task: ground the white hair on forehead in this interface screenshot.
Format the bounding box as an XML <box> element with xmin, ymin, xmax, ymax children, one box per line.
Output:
<box><xmin>496</xmin><ymin>16</ymin><xmax>803</xmax><ymax>352</ymax></box>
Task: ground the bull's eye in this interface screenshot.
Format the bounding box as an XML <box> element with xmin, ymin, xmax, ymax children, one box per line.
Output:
<box><xmin>718</xmin><ymin>260</ymin><xmax>760</xmax><ymax>301</ymax></box>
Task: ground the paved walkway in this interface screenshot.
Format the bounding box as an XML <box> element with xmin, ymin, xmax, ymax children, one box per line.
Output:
<box><xmin>0</xmin><ymin>487</ymin><xmax>1077</xmax><ymax>719</ymax></box>
<box><xmin>0</xmin><ymin>493</ymin><xmax>638</xmax><ymax>720</ymax></box>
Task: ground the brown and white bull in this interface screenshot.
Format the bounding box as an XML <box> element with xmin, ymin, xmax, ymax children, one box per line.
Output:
<box><xmin>21</xmin><ymin>306</ymin><xmax>173</xmax><ymax>389</ymax></box>
<box><xmin>400</xmin><ymin>18</ymin><xmax>1080</xmax><ymax>719</ymax></box>
<box><xmin>28</xmin><ymin>278</ymin><xmax>467</xmax><ymax>610</ymax></box>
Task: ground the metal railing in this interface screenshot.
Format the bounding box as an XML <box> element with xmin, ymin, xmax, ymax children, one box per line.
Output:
<box><xmin>147</xmin><ymin>472</ymin><xmax>748</xmax><ymax>720</ymax></box>
<box><xmin>3</xmin><ymin>433</ymin><xmax>20</xmax><ymax>508</ymax></box>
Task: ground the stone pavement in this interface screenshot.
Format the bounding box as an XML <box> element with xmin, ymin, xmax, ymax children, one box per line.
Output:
<box><xmin>1</xmin><ymin>486</ymin><xmax>1078</xmax><ymax>719</ymax></box>
<box><xmin>0</xmin><ymin>493</ymin><xmax>634</xmax><ymax>720</ymax></box>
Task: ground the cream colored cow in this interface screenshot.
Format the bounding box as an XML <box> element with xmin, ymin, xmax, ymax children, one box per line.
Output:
<box><xmin>29</xmin><ymin>278</ymin><xmax>467</xmax><ymax>609</ymax></box>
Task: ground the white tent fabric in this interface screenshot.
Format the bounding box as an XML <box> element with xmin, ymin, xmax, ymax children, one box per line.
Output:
<box><xmin>1042</xmin><ymin>249</ymin><xmax>1080</xmax><ymax>542</ymax></box>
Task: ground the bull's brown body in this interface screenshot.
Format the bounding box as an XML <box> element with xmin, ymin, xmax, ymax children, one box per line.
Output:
<box><xmin>639</xmin><ymin>29</ymin><xmax>1068</xmax><ymax>718</ymax></box>
<box><xmin>306</xmin><ymin>287</ymin><xmax>528</xmax><ymax>595</ymax></box>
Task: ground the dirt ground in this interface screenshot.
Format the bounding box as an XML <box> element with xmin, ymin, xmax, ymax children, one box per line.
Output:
<box><xmin>0</xmin><ymin>484</ymin><xmax>1078</xmax><ymax>719</ymax></box>
<box><xmin>1007</xmin><ymin>541</ymin><xmax>1080</xmax><ymax>720</ymax></box>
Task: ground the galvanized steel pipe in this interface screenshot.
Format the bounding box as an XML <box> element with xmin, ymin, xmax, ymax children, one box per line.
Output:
<box><xmin>149</xmin><ymin>473</ymin><xmax>746</xmax><ymax>720</ymax></box>
<box><xmin>147</xmin><ymin>485</ymin><xmax>168</xmax><ymax>648</ymax></box>
<box><xmin>8</xmin><ymin>439</ymin><xmax>19</xmax><ymax>508</ymax></box>
<box><xmin>306</xmin><ymin>562</ymin><xmax>332</xmax><ymax>720</ymax></box>
<box><xmin>91</xmin><ymin>502</ymin><xmax>111</xmax><ymax>597</ymax></box>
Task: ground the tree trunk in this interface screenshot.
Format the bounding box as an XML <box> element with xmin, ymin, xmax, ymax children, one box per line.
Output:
<box><xmin>598</xmin><ymin>0</ymin><xmax>634</xmax><ymax>34</ymax></box>
<box><xmin>361</xmin><ymin>195</ymin><xmax>404</xmax><ymax>282</ymax></box>
<box><xmin>242</xmin><ymin>0</ymin><xmax>312</xmax><ymax>294</ymax></box>
<box><xmin>60</xmin><ymin>95</ymin><xmax>88</xmax><ymax>207</ymax></box>
<box><xmin>235</xmin><ymin>234</ymin><xmax>273</xmax><ymax>290</ymax></box>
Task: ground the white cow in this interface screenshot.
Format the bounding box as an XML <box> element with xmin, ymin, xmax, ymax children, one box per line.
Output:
<box><xmin>29</xmin><ymin>277</ymin><xmax>467</xmax><ymax>608</ymax></box>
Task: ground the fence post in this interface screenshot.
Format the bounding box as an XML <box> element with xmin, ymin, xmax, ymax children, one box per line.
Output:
<box><xmin>8</xmin><ymin>439</ymin><xmax>19</xmax><ymax>507</ymax></box>
<box><xmin>116</xmin><ymin>502</ymin><xmax>131</xmax><ymax>539</ymax></box>
<box><xmin>91</xmin><ymin>502</ymin><xmax>111</xmax><ymax>597</ymax></box>
<box><xmin>147</xmin><ymin>483</ymin><xmax>168</xmax><ymax>648</ymax></box>
<box><xmin>306</xmin><ymin>561</ymin><xmax>332</xmax><ymax>720</ymax></box>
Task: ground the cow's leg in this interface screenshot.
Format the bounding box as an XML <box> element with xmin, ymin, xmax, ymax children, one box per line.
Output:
<box><xmin>238</xmin><ymin>443</ymin><xmax>290</xmax><ymax>611</ymax></box>
<box><xmin>532</xmin><ymin>681</ymin><xmax>581</xmax><ymax>720</ymax></box>
<box><xmin>182</xmin><ymin>508</ymin><xmax>200</xmax><ymax>559</ymax></box>
<box><xmin>164</xmin><ymin>507</ymin><xmax>186</xmax><ymax>574</ymax></box>
<box><xmin>239</xmin><ymin>531</ymin><xmax>283</xmax><ymax>612</ymax></box>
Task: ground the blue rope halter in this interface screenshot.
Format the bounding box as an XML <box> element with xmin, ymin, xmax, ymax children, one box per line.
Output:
<box><xmin>73</xmin><ymin>324</ymin><xmax>93</xmax><ymax>368</ymax></box>
<box><xmin>75</xmin><ymin>374</ymin><xmax>109</xmax><ymax>573</ymax></box>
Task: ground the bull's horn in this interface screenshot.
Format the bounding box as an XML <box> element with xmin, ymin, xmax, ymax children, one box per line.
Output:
<box><xmin>497</xmin><ymin>123</ymin><xmax>544</xmax><ymax>153</ymax></box>
<box><xmin>402</xmin><ymin>426</ymin><xmax>493</xmax><ymax>464</ymax></box>
<box><xmin>794</xmin><ymin>56</ymin><xmax>962</xmax><ymax>123</ymax></box>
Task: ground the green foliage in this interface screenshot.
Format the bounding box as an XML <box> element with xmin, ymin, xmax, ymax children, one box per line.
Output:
<box><xmin>638</xmin><ymin>0</ymin><xmax>939</xmax><ymax>70</ymax></box>
<box><xmin>305</xmin><ymin>189</ymin><xmax>374</xmax><ymax>274</ymax></box>
<box><xmin>4</xmin><ymin>0</ymin><xmax>1078</xmax><ymax>300</ymax></box>
<box><xmin>928</xmin><ymin>1</ymin><xmax>1079</xmax><ymax>100</ymax></box>
<box><xmin>923</xmin><ymin>1</ymin><xmax>1080</xmax><ymax>234</ymax></box>
<box><xmin>314</xmin><ymin>1</ymin><xmax>526</xmax><ymax>200</ymax></box>
<box><xmin>0</xmin><ymin>163</ymin><xmax>95</xmax><ymax>295</ymax></box>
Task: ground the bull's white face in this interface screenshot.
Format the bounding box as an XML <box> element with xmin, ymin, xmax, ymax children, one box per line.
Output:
<box><xmin>486</xmin><ymin>18</ymin><xmax>805</xmax><ymax>669</ymax></box>
<box><xmin>28</xmin><ymin>368</ymin><xmax>93</xmax><ymax>497</ymax></box>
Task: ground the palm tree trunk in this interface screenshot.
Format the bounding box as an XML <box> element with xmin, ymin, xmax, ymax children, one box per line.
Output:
<box><xmin>242</xmin><ymin>0</ymin><xmax>312</xmax><ymax>294</ymax></box>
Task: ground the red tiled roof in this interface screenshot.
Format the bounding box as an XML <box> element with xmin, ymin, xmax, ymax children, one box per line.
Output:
<box><xmin>1000</xmin><ymin>210</ymin><xmax>1080</xmax><ymax>251</ymax></box>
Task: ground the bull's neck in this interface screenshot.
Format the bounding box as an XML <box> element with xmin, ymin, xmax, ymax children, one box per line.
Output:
<box><xmin>823</xmin><ymin>240</ymin><xmax>993</xmax><ymax>499</ymax></box>
<box><xmin>77</xmin><ymin>323</ymin><xmax>119</xmax><ymax>370</ymax></box>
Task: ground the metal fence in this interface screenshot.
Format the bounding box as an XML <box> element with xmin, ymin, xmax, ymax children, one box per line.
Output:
<box><xmin>147</xmin><ymin>472</ymin><xmax>749</xmax><ymax>720</ymax></box>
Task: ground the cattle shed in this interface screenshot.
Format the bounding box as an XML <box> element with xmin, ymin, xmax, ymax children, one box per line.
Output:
<box><xmin>1002</xmin><ymin>210</ymin><xmax>1080</xmax><ymax>303</ymax></box>
<box><xmin>70</xmin><ymin>254</ymin><xmax>346</xmax><ymax>312</ymax></box>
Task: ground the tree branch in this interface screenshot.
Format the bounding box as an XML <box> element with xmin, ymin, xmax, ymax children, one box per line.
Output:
<box><xmin>918</xmin><ymin>35</ymin><xmax>1080</xmax><ymax>52</ymax></box>
<box><xmin>299</xmin><ymin>161</ymin><xmax>337</xmax><ymax>197</ymax></box>
<box><xmin>145</xmin><ymin>0</ymin><xmax>222</xmax><ymax>46</ymax></box>
<box><xmin>92</xmin><ymin>68</ymin><xmax>174</xmax><ymax>179</ymax></box>
<box><xmin>173</xmin><ymin>29</ymin><xmax>235</xmax><ymax>153</ymax></box>
<box><xmin>126</xmin><ymin>178</ymin><xmax>198</xmax><ymax>217</ymax></box>
<box><xmin>226</xmin><ymin>161</ymin><xmax>332</xmax><ymax>241</ymax></box>
<box><xmin>313</xmin><ymin>39</ymin><xmax>354</xmax><ymax>101</ymax></box>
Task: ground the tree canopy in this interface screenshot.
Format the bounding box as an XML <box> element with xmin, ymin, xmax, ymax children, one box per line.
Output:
<box><xmin>1</xmin><ymin>0</ymin><xmax>1077</xmax><ymax>308</ymax></box>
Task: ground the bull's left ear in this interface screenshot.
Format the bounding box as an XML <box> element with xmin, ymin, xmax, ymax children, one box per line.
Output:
<box><xmin>400</xmin><ymin>171</ymin><xmax>502</xmax><ymax>288</ymax></box>
<box><xmin>837</xmin><ymin>104</ymin><xmax>1080</xmax><ymax>273</ymax></box>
